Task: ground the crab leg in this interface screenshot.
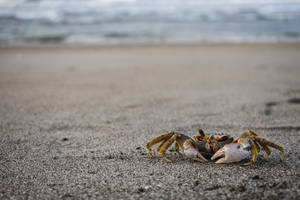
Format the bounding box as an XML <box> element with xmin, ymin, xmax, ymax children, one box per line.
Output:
<box><xmin>176</xmin><ymin>140</ymin><xmax>185</xmax><ymax>151</ymax></box>
<box><xmin>255</xmin><ymin>139</ymin><xmax>271</xmax><ymax>159</ymax></box>
<box><xmin>146</xmin><ymin>133</ymin><xmax>173</xmax><ymax>158</ymax></box>
<box><xmin>174</xmin><ymin>142</ymin><xmax>180</xmax><ymax>152</ymax></box>
<box><xmin>159</xmin><ymin>134</ymin><xmax>179</xmax><ymax>162</ymax></box>
<box><xmin>253</xmin><ymin>136</ymin><xmax>284</xmax><ymax>161</ymax></box>
<box><xmin>156</xmin><ymin>139</ymin><xmax>167</xmax><ymax>152</ymax></box>
<box><xmin>243</xmin><ymin>141</ymin><xmax>260</xmax><ymax>166</ymax></box>
<box><xmin>253</xmin><ymin>141</ymin><xmax>261</xmax><ymax>153</ymax></box>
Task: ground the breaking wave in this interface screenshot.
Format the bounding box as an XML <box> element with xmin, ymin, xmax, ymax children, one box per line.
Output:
<box><xmin>1</xmin><ymin>0</ymin><xmax>300</xmax><ymax>45</ymax></box>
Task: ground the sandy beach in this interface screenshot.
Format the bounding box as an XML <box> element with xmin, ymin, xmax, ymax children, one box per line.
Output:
<box><xmin>0</xmin><ymin>43</ymin><xmax>300</xmax><ymax>199</ymax></box>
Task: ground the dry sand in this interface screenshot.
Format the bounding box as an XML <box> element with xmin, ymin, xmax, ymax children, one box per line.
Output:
<box><xmin>0</xmin><ymin>43</ymin><xmax>300</xmax><ymax>199</ymax></box>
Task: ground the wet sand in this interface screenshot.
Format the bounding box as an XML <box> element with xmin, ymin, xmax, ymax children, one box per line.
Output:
<box><xmin>0</xmin><ymin>43</ymin><xmax>300</xmax><ymax>199</ymax></box>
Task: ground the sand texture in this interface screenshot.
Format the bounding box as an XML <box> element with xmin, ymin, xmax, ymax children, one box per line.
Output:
<box><xmin>0</xmin><ymin>43</ymin><xmax>300</xmax><ymax>199</ymax></box>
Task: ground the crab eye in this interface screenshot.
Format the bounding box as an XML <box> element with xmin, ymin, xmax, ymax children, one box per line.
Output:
<box><xmin>217</xmin><ymin>135</ymin><xmax>228</xmax><ymax>141</ymax></box>
<box><xmin>198</xmin><ymin>129</ymin><xmax>205</xmax><ymax>136</ymax></box>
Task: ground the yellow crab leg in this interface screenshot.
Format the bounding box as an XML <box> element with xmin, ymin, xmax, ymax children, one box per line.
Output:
<box><xmin>174</xmin><ymin>142</ymin><xmax>180</xmax><ymax>152</ymax></box>
<box><xmin>261</xmin><ymin>143</ymin><xmax>271</xmax><ymax>159</ymax></box>
<box><xmin>253</xmin><ymin>140</ymin><xmax>261</xmax><ymax>153</ymax></box>
<box><xmin>159</xmin><ymin>134</ymin><xmax>179</xmax><ymax>163</ymax></box>
<box><xmin>254</xmin><ymin>136</ymin><xmax>284</xmax><ymax>161</ymax></box>
<box><xmin>146</xmin><ymin>133</ymin><xmax>173</xmax><ymax>158</ymax></box>
<box><xmin>255</xmin><ymin>139</ymin><xmax>271</xmax><ymax>159</ymax></box>
<box><xmin>176</xmin><ymin>140</ymin><xmax>185</xmax><ymax>151</ymax></box>
<box><xmin>156</xmin><ymin>139</ymin><xmax>168</xmax><ymax>152</ymax></box>
<box><xmin>245</xmin><ymin>130</ymin><xmax>258</xmax><ymax>137</ymax></box>
<box><xmin>243</xmin><ymin>141</ymin><xmax>260</xmax><ymax>166</ymax></box>
<box><xmin>243</xmin><ymin>131</ymin><xmax>284</xmax><ymax>161</ymax></box>
<box><xmin>160</xmin><ymin>139</ymin><xmax>183</xmax><ymax>154</ymax></box>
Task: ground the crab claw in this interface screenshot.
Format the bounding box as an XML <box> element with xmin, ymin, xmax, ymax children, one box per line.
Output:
<box><xmin>183</xmin><ymin>139</ymin><xmax>208</xmax><ymax>162</ymax></box>
<box><xmin>211</xmin><ymin>143</ymin><xmax>250</xmax><ymax>164</ymax></box>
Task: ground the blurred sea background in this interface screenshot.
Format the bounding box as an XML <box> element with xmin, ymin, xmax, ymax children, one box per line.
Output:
<box><xmin>1</xmin><ymin>0</ymin><xmax>300</xmax><ymax>45</ymax></box>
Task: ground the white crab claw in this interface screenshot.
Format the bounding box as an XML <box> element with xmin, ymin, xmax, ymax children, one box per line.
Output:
<box><xmin>211</xmin><ymin>143</ymin><xmax>250</xmax><ymax>164</ymax></box>
<box><xmin>183</xmin><ymin>140</ymin><xmax>208</xmax><ymax>162</ymax></box>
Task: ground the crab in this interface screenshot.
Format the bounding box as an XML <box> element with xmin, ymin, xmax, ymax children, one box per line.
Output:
<box><xmin>146</xmin><ymin>130</ymin><xmax>284</xmax><ymax>166</ymax></box>
<box><xmin>211</xmin><ymin>130</ymin><xmax>285</xmax><ymax>166</ymax></box>
<box><xmin>146</xmin><ymin>129</ymin><xmax>234</xmax><ymax>163</ymax></box>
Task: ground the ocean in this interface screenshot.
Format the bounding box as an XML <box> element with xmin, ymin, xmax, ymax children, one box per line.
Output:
<box><xmin>1</xmin><ymin>0</ymin><xmax>300</xmax><ymax>45</ymax></box>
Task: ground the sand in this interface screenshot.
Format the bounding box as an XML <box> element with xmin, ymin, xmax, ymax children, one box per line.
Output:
<box><xmin>0</xmin><ymin>43</ymin><xmax>300</xmax><ymax>199</ymax></box>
